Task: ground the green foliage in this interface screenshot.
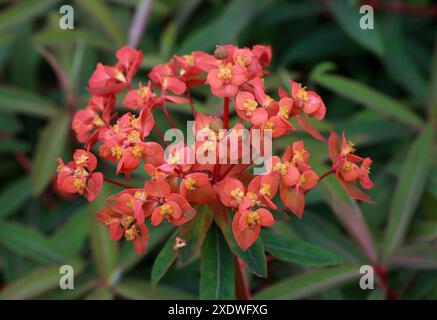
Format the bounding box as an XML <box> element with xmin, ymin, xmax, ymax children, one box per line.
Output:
<box><xmin>0</xmin><ymin>0</ymin><xmax>436</xmax><ymax>300</ymax></box>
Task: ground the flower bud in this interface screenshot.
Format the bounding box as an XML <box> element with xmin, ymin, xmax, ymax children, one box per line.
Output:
<box><xmin>214</xmin><ymin>45</ymin><xmax>229</xmax><ymax>60</ymax></box>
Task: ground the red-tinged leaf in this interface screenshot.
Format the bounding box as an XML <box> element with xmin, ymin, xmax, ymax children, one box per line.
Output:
<box><xmin>164</xmin><ymin>95</ymin><xmax>190</xmax><ymax>104</ymax></box>
<box><xmin>337</xmin><ymin>177</ymin><xmax>374</xmax><ymax>204</ymax></box>
<box><xmin>328</xmin><ymin>130</ymin><xmax>340</xmax><ymax>163</ymax></box>
<box><xmin>295</xmin><ymin>114</ymin><xmax>327</xmax><ymax>142</ymax></box>
<box><xmin>178</xmin><ymin>205</ymin><xmax>214</xmax><ymax>264</ymax></box>
<box><xmin>253</xmin><ymin>265</ymin><xmax>361</xmax><ymax>299</ymax></box>
<box><xmin>388</xmin><ymin>244</ymin><xmax>437</xmax><ymax>270</ymax></box>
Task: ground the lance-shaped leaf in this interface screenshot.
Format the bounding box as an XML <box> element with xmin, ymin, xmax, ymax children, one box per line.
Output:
<box><xmin>74</xmin><ymin>0</ymin><xmax>125</xmax><ymax>47</ymax></box>
<box><xmin>88</xmin><ymin>186</ymin><xmax>119</xmax><ymax>285</ymax></box>
<box><xmin>254</xmin><ymin>265</ymin><xmax>360</xmax><ymax>300</ymax></box>
<box><xmin>310</xmin><ymin>160</ymin><xmax>377</xmax><ymax>263</ymax></box>
<box><xmin>262</xmin><ymin>231</ymin><xmax>344</xmax><ymax>267</ymax></box>
<box><xmin>200</xmin><ymin>225</ymin><xmax>235</xmax><ymax>300</ymax></box>
<box><xmin>178</xmin><ymin>205</ymin><xmax>214</xmax><ymax>264</ymax></box>
<box><xmin>0</xmin><ymin>261</ymin><xmax>83</xmax><ymax>299</ymax></box>
<box><xmin>382</xmin><ymin>125</ymin><xmax>433</xmax><ymax>259</ymax></box>
<box><xmin>0</xmin><ymin>85</ymin><xmax>59</xmax><ymax>118</ymax></box>
<box><xmin>327</xmin><ymin>0</ymin><xmax>384</xmax><ymax>56</ymax></box>
<box><xmin>0</xmin><ymin>0</ymin><xmax>59</xmax><ymax>32</ymax></box>
<box><xmin>312</xmin><ymin>72</ymin><xmax>423</xmax><ymax>130</ymax></box>
<box><xmin>0</xmin><ymin>177</ymin><xmax>32</xmax><ymax>219</ymax></box>
<box><xmin>0</xmin><ymin>221</ymin><xmax>76</xmax><ymax>264</ymax></box>
<box><xmin>151</xmin><ymin>230</ymin><xmax>180</xmax><ymax>286</ymax></box>
<box><xmin>31</xmin><ymin>111</ymin><xmax>70</xmax><ymax>195</ymax></box>
<box><xmin>115</xmin><ymin>279</ymin><xmax>195</xmax><ymax>300</ymax></box>
<box><xmin>388</xmin><ymin>244</ymin><xmax>437</xmax><ymax>270</ymax></box>
<box><xmin>214</xmin><ymin>215</ymin><xmax>267</xmax><ymax>278</ymax></box>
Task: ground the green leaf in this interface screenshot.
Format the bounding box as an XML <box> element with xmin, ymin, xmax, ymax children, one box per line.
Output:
<box><xmin>311</xmin><ymin>72</ymin><xmax>423</xmax><ymax>130</ymax></box>
<box><xmin>380</xmin><ymin>15</ymin><xmax>427</xmax><ymax>106</ymax></box>
<box><xmin>0</xmin><ymin>177</ymin><xmax>32</xmax><ymax>219</ymax></box>
<box><xmin>151</xmin><ymin>230</ymin><xmax>179</xmax><ymax>286</ymax></box>
<box><xmin>214</xmin><ymin>215</ymin><xmax>267</xmax><ymax>278</ymax></box>
<box><xmin>178</xmin><ymin>205</ymin><xmax>214</xmax><ymax>264</ymax></box>
<box><xmin>74</xmin><ymin>0</ymin><xmax>125</xmax><ymax>47</ymax></box>
<box><xmin>262</xmin><ymin>231</ymin><xmax>344</xmax><ymax>267</ymax></box>
<box><xmin>382</xmin><ymin>124</ymin><xmax>434</xmax><ymax>259</ymax></box>
<box><xmin>0</xmin><ymin>221</ymin><xmax>76</xmax><ymax>264</ymax></box>
<box><xmin>32</xmin><ymin>28</ymin><xmax>113</xmax><ymax>51</ymax></box>
<box><xmin>52</xmin><ymin>205</ymin><xmax>90</xmax><ymax>255</ymax></box>
<box><xmin>118</xmin><ymin>223</ymin><xmax>173</xmax><ymax>273</ymax></box>
<box><xmin>0</xmin><ymin>0</ymin><xmax>59</xmax><ymax>32</ymax></box>
<box><xmin>310</xmin><ymin>160</ymin><xmax>377</xmax><ymax>263</ymax></box>
<box><xmin>85</xmin><ymin>287</ymin><xmax>113</xmax><ymax>300</ymax></box>
<box><xmin>115</xmin><ymin>279</ymin><xmax>196</xmax><ymax>300</ymax></box>
<box><xmin>327</xmin><ymin>0</ymin><xmax>384</xmax><ymax>56</ymax></box>
<box><xmin>88</xmin><ymin>186</ymin><xmax>119</xmax><ymax>285</ymax></box>
<box><xmin>179</xmin><ymin>0</ymin><xmax>255</xmax><ymax>53</ymax></box>
<box><xmin>254</xmin><ymin>265</ymin><xmax>360</xmax><ymax>300</ymax></box>
<box><xmin>288</xmin><ymin>212</ymin><xmax>366</xmax><ymax>263</ymax></box>
<box><xmin>0</xmin><ymin>262</ymin><xmax>84</xmax><ymax>300</ymax></box>
<box><xmin>388</xmin><ymin>244</ymin><xmax>437</xmax><ymax>270</ymax></box>
<box><xmin>0</xmin><ymin>85</ymin><xmax>59</xmax><ymax>118</ymax></box>
<box><xmin>31</xmin><ymin>111</ymin><xmax>70</xmax><ymax>195</ymax></box>
<box><xmin>200</xmin><ymin>225</ymin><xmax>235</xmax><ymax>300</ymax></box>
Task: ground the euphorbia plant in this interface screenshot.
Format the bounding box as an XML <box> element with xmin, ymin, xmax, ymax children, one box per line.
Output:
<box><xmin>56</xmin><ymin>44</ymin><xmax>374</xmax><ymax>298</ymax></box>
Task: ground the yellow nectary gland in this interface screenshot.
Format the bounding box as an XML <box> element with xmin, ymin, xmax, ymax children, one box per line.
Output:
<box><xmin>124</xmin><ymin>226</ymin><xmax>138</xmax><ymax>240</ymax></box>
<box><xmin>121</xmin><ymin>215</ymin><xmax>135</xmax><ymax>228</ymax></box>
<box><xmin>73</xmin><ymin>178</ymin><xmax>85</xmax><ymax>191</ymax></box>
<box><xmin>183</xmin><ymin>54</ymin><xmax>194</xmax><ymax>65</ymax></box>
<box><xmin>184</xmin><ymin>177</ymin><xmax>197</xmax><ymax>190</ymax></box>
<box><xmin>111</xmin><ymin>146</ymin><xmax>122</xmax><ymax>160</ymax></box>
<box><xmin>75</xmin><ymin>154</ymin><xmax>88</xmax><ymax>166</ymax></box>
<box><xmin>134</xmin><ymin>191</ymin><xmax>147</xmax><ymax>201</ymax></box>
<box><xmin>217</xmin><ymin>63</ymin><xmax>233</xmax><ymax>81</ymax></box>
<box><xmin>342</xmin><ymin>161</ymin><xmax>352</xmax><ymax>172</ymax></box>
<box><xmin>274</xmin><ymin>162</ymin><xmax>288</xmax><ymax>176</ymax></box>
<box><xmin>294</xmin><ymin>150</ymin><xmax>304</xmax><ymax>161</ymax></box>
<box><xmin>300</xmin><ymin>174</ymin><xmax>307</xmax><ymax>185</ymax></box>
<box><xmin>246</xmin><ymin>192</ymin><xmax>258</xmax><ymax>202</ymax></box>
<box><xmin>230</xmin><ymin>188</ymin><xmax>244</xmax><ymax>204</ymax></box>
<box><xmin>260</xmin><ymin>183</ymin><xmax>271</xmax><ymax>197</ymax></box>
<box><xmin>236</xmin><ymin>55</ymin><xmax>249</xmax><ymax>66</ymax></box>
<box><xmin>264</xmin><ymin>121</ymin><xmax>274</xmax><ymax>131</ymax></box>
<box><xmin>297</xmin><ymin>87</ymin><xmax>309</xmax><ymax>101</ymax></box>
<box><xmin>131</xmin><ymin>146</ymin><xmax>144</xmax><ymax>158</ymax></box>
<box><xmin>93</xmin><ymin>114</ymin><xmax>105</xmax><ymax>126</ymax></box>
<box><xmin>247</xmin><ymin>211</ymin><xmax>261</xmax><ymax>228</ymax></box>
<box><xmin>160</xmin><ymin>204</ymin><xmax>174</xmax><ymax>216</ymax></box>
<box><xmin>137</xmin><ymin>86</ymin><xmax>149</xmax><ymax>98</ymax></box>
<box><xmin>127</xmin><ymin>130</ymin><xmax>140</xmax><ymax>144</ymax></box>
<box><xmin>344</xmin><ymin>141</ymin><xmax>356</xmax><ymax>155</ymax></box>
<box><xmin>278</xmin><ymin>105</ymin><xmax>289</xmax><ymax>119</ymax></box>
<box><xmin>244</xmin><ymin>99</ymin><xmax>258</xmax><ymax>112</ymax></box>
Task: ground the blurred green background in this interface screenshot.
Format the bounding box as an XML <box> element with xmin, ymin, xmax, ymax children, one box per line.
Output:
<box><xmin>0</xmin><ymin>0</ymin><xmax>436</xmax><ymax>300</ymax></box>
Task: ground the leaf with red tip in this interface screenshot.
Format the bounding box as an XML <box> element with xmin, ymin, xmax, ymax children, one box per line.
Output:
<box><xmin>295</xmin><ymin>114</ymin><xmax>327</xmax><ymax>142</ymax></box>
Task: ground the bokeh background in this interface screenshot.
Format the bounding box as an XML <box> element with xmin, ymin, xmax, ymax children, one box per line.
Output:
<box><xmin>0</xmin><ymin>0</ymin><xmax>436</xmax><ymax>300</ymax></box>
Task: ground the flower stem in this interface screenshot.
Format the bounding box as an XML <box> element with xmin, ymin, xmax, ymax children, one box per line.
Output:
<box><xmin>223</xmin><ymin>97</ymin><xmax>229</xmax><ymax>129</ymax></box>
<box><xmin>187</xmin><ymin>88</ymin><xmax>196</xmax><ymax>118</ymax></box>
<box><xmin>153</xmin><ymin>124</ymin><xmax>169</xmax><ymax>146</ymax></box>
<box><xmin>103</xmin><ymin>177</ymin><xmax>136</xmax><ymax>189</ymax></box>
<box><xmin>159</xmin><ymin>103</ymin><xmax>177</xmax><ymax>129</ymax></box>
<box><xmin>319</xmin><ymin>169</ymin><xmax>334</xmax><ymax>181</ymax></box>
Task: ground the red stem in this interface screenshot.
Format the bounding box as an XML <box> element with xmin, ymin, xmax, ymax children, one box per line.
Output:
<box><xmin>186</xmin><ymin>88</ymin><xmax>196</xmax><ymax>118</ymax></box>
<box><xmin>159</xmin><ymin>103</ymin><xmax>177</xmax><ymax>129</ymax></box>
<box><xmin>223</xmin><ymin>97</ymin><xmax>229</xmax><ymax>129</ymax></box>
<box><xmin>235</xmin><ymin>257</ymin><xmax>252</xmax><ymax>300</ymax></box>
<box><xmin>153</xmin><ymin>124</ymin><xmax>169</xmax><ymax>146</ymax></box>
<box><xmin>103</xmin><ymin>177</ymin><xmax>136</xmax><ymax>189</ymax></box>
<box><xmin>319</xmin><ymin>169</ymin><xmax>334</xmax><ymax>181</ymax></box>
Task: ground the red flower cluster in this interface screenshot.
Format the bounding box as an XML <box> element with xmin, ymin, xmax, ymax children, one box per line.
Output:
<box><xmin>56</xmin><ymin>44</ymin><xmax>374</xmax><ymax>254</ymax></box>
